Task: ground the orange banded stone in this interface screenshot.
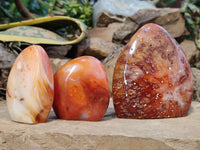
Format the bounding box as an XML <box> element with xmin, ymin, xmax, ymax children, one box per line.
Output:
<box><xmin>6</xmin><ymin>45</ymin><xmax>54</xmax><ymax>123</ymax></box>
<box><xmin>53</xmin><ymin>56</ymin><xmax>109</xmax><ymax>121</ymax></box>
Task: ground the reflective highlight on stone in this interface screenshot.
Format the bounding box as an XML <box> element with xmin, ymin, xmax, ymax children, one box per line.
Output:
<box><xmin>112</xmin><ymin>23</ymin><xmax>193</xmax><ymax>119</ymax></box>
<box><xmin>53</xmin><ymin>56</ymin><xmax>109</xmax><ymax>121</ymax></box>
<box><xmin>6</xmin><ymin>45</ymin><xmax>54</xmax><ymax>123</ymax></box>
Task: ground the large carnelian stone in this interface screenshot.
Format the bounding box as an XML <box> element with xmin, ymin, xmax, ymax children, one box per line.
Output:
<box><xmin>53</xmin><ymin>56</ymin><xmax>109</xmax><ymax>121</ymax></box>
<box><xmin>6</xmin><ymin>45</ymin><xmax>54</xmax><ymax>123</ymax></box>
<box><xmin>112</xmin><ymin>23</ymin><xmax>193</xmax><ymax>119</ymax></box>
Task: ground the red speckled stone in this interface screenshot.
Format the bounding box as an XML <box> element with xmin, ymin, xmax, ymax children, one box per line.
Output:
<box><xmin>112</xmin><ymin>23</ymin><xmax>193</xmax><ymax>119</ymax></box>
<box><xmin>53</xmin><ymin>56</ymin><xmax>109</xmax><ymax>121</ymax></box>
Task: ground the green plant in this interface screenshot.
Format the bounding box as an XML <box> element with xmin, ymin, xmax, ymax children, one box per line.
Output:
<box><xmin>37</xmin><ymin>0</ymin><xmax>93</xmax><ymax>39</ymax></box>
<box><xmin>0</xmin><ymin>0</ymin><xmax>93</xmax><ymax>28</ymax></box>
<box><xmin>0</xmin><ymin>0</ymin><xmax>93</xmax><ymax>41</ymax></box>
<box><xmin>0</xmin><ymin>0</ymin><xmax>48</xmax><ymax>23</ymax></box>
<box><xmin>37</xmin><ymin>0</ymin><xmax>93</xmax><ymax>29</ymax></box>
<box><xmin>156</xmin><ymin>0</ymin><xmax>178</xmax><ymax>8</ymax></box>
<box><xmin>5</xmin><ymin>42</ymin><xmax>31</xmax><ymax>56</ymax></box>
<box><xmin>182</xmin><ymin>0</ymin><xmax>200</xmax><ymax>49</ymax></box>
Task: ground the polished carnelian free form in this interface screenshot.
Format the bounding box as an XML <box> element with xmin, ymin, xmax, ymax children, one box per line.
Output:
<box><xmin>53</xmin><ymin>56</ymin><xmax>109</xmax><ymax>121</ymax></box>
<box><xmin>112</xmin><ymin>23</ymin><xmax>193</xmax><ymax>119</ymax></box>
<box><xmin>6</xmin><ymin>45</ymin><xmax>54</xmax><ymax>123</ymax></box>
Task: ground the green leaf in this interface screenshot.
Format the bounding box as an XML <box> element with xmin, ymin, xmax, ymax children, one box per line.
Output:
<box><xmin>37</xmin><ymin>0</ymin><xmax>51</xmax><ymax>9</ymax></box>
<box><xmin>186</xmin><ymin>18</ymin><xmax>195</xmax><ymax>27</ymax></box>
<box><xmin>195</xmin><ymin>39</ymin><xmax>200</xmax><ymax>49</ymax></box>
<box><xmin>52</xmin><ymin>10</ymin><xmax>65</xmax><ymax>15</ymax></box>
<box><xmin>72</xmin><ymin>8</ymin><xmax>77</xmax><ymax>15</ymax></box>
<box><xmin>197</xmin><ymin>17</ymin><xmax>200</xmax><ymax>24</ymax></box>
<box><xmin>187</xmin><ymin>35</ymin><xmax>193</xmax><ymax>40</ymax></box>
<box><xmin>169</xmin><ymin>0</ymin><xmax>176</xmax><ymax>4</ymax></box>
<box><xmin>181</xmin><ymin>8</ymin><xmax>186</xmax><ymax>13</ymax></box>
<box><xmin>9</xmin><ymin>3</ymin><xmax>17</xmax><ymax>12</ymax></box>
<box><xmin>80</xmin><ymin>14</ymin><xmax>86</xmax><ymax>19</ymax></box>
<box><xmin>21</xmin><ymin>0</ymin><xmax>29</xmax><ymax>6</ymax></box>
<box><xmin>0</xmin><ymin>5</ymin><xmax>13</xmax><ymax>18</ymax></box>
<box><xmin>188</xmin><ymin>3</ymin><xmax>200</xmax><ymax>13</ymax></box>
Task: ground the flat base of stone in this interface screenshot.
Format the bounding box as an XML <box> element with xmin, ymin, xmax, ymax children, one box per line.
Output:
<box><xmin>0</xmin><ymin>100</ymin><xmax>200</xmax><ymax>150</ymax></box>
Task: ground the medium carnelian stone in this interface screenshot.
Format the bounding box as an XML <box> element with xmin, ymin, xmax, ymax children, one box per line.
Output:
<box><xmin>53</xmin><ymin>56</ymin><xmax>109</xmax><ymax>121</ymax></box>
<box><xmin>112</xmin><ymin>23</ymin><xmax>193</xmax><ymax>119</ymax></box>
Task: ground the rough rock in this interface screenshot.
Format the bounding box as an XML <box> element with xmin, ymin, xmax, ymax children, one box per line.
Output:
<box><xmin>0</xmin><ymin>69</ymin><xmax>9</xmax><ymax>100</ymax></box>
<box><xmin>0</xmin><ymin>69</ymin><xmax>9</xmax><ymax>88</ymax></box>
<box><xmin>45</xmin><ymin>45</ymin><xmax>72</xmax><ymax>58</ymax></box>
<box><xmin>180</xmin><ymin>40</ymin><xmax>200</xmax><ymax>66</ymax></box>
<box><xmin>0</xmin><ymin>43</ymin><xmax>16</xmax><ymax>69</ymax></box>
<box><xmin>88</xmin><ymin>23</ymin><xmax>124</xmax><ymax>42</ymax></box>
<box><xmin>0</xmin><ymin>43</ymin><xmax>15</xmax><ymax>91</ymax></box>
<box><xmin>192</xmin><ymin>68</ymin><xmax>200</xmax><ymax>102</ymax></box>
<box><xmin>72</xmin><ymin>39</ymin><xmax>90</xmax><ymax>58</ymax></box>
<box><xmin>83</xmin><ymin>37</ymin><xmax>123</xmax><ymax>59</ymax></box>
<box><xmin>113</xmin><ymin>19</ymin><xmax>139</xmax><ymax>44</ymax></box>
<box><xmin>50</xmin><ymin>58</ymin><xmax>71</xmax><ymax>74</ymax></box>
<box><xmin>103</xmin><ymin>46</ymin><xmax>124</xmax><ymax>93</ymax></box>
<box><xmin>1</xmin><ymin>100</ymin><xmax>200</xmax><ymax>149</ymax></box>
<box><xmin>93</xmin><ymin>0</ymin><xmax>155</xmax><ymax>27</ymax></box>
<box><xmin>113</xmin><ymin>8</ymin><xmax>187</xmax><ymax>44</ymax></box>
<box><xmin>151</xmin><ymin>9</ymin><xmax>186</xmax><ymax>38</ymax></box>
<box><xmin>93</xmin><ymin>11</ymin><xmax>124</xmax><ymax>28</ymax></box>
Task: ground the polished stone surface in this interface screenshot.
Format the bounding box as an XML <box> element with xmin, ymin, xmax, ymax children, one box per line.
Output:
<box><xmin>113</xmin><ymin>23</ymin><xmax>193</xmax><ymax>119</ymax></box>
<box><xmin>6</xmin><ymin>45</ymin><xmax>54</xmax><ymax>124</ymax></box>
<box><xmin>53</xmin><ymin>56</ymin><xmax>109</xmax><ymax>121</ymax></box>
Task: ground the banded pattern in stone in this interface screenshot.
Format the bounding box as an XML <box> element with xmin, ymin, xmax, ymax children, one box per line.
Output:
<box><xmin>6</xmin><ymin>45</ymin><xmax>54</xmax><ymax>123</ymax></box>
<box><xmin>53</xmin><ymin>56</ymin><xmax>109</xmax><ymax>121</ymax></box>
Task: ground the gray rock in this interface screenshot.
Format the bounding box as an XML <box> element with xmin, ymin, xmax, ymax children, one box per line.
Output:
<box><xmin>103</xmin><ymin>46</ymin><xmax>124</xmax><ymax>93</ymax></box>
<box><xmin>88</xmin><ymin>23</ymin><xmax>124</xmax><ymax>42</ymax></box>
<box><xmin>50</xmin><ymin>58</ymin><xmax>71</xmax><ymax>74</ymax></box>
<box><xmin>113</xmin><ymin>19</ymin><xmax>139</xmax><ymax>44</ymax></box>
<box><xmin>152</xmin><ymin>9</ymin><xmax>186</xmax><ymax>38</ymax></box>
<box><xmin>0</xmin><ymin>43</ymin><xmax>16</xmax><ymax>69</ymax></box>
<box><xmin>113</xmin><ymin>8</ymin><xmax>187</xmax><ymax>44</ymax></box>
<box><xmin>0</xmin><ymin>69</ymin><xmax>9</xmax><ymax>88</ymax></box>
<box><xmin>0</xmin><ymin>43</ymin><xmax>16</xmax><ymax>94</ymax></box>
<box><xmin>93</xmin><ymin>0</ymin><xmax>155</xmax><ymax>27</ymax></box>
<box><xmin>83</xmin><ymin>37</ymin><xmax>123</xmax><ymax>59</ymax></box>
<box><xmin>192</xmin><ymin>67</ymin><xmax>200</xmax><ymax>102</ymax></box>
<box><xmin>129</xmin><ymin>8</ymin><xmax>161</xmax><ymax>24</ymax></box>
<box><xmin>0</xmin><ymin>100</ymin><xmax>200</xmax><ymax>149</ymax></box>
<box><xmin>45</xmin><ymin>45</ymin><xmax>72</xmax><ymax>58</ymax></box>
<box><xmin>180</xmin><ymin>40</ymin><xmax>200</xmax><ymax>66</ymax></box>
<box><xmin>94</xmin><ymin>11</ymin><xmax>124</xmax><ymax>27</ymax></box>
<box><xmin>75</xmin><ymin>39</ymin><xmax>90</xmax><ymax>57</ymax></box>
<box><xmin>0</xmin><ymin>69</ymin><xmax>9</xmax><ymax>100</ymax></box>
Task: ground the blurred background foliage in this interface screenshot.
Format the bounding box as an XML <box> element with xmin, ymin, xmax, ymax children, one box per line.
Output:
<box><xmin>0</xmin><ymin>0</ymin><xmax>199</xmax><ymax>47</ymax></box>
<box><xmin>0</xmin><ymin>0</ymin><xmax>48</xmax><ymax>23</ymax></box>
<box><xmin>0</xmin><ymin>0</ymin><xmax>93</xmax><ymax>28</ymax></box>
<box><xmin>181</xmin><ymin>0</ymin><xmax>200</xmax><ymax>49</ymax></box>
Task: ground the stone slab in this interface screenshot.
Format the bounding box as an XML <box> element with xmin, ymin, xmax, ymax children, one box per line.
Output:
<box><xmin>0</xmin><ymin>100</ymin><xmax>200</xmax><ymax>150</ymax></box>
